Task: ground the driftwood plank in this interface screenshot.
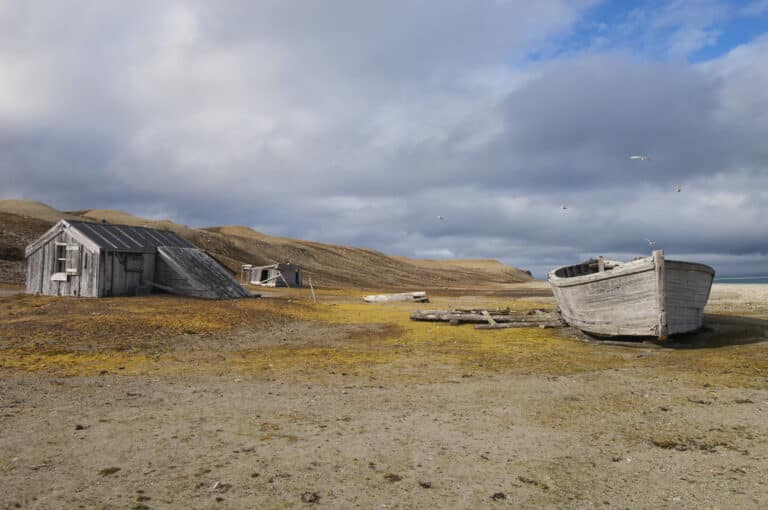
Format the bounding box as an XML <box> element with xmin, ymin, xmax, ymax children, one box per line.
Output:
<box><xmin>364</xmin><ymin>291</ymin><xmax>429</xmax><ymax>303</ymax></box>
<box><xmin>451</xmin><ymin>308</ymin><xmax>512</xmax><ymax>315</ymax></box>
<box><xmin>474</xmin><ymin>322</ymin><xmax>561</xmax><ymax>330</ymax></box>
<box><xmin>481</xmin><ymin>310</ymin><xmax>497</xmax><ymax>326</ymax></box>
<box><xmin>410</xmin><ymin>309</ymin><xmax>558</xmax><ymax>325</ymax></box>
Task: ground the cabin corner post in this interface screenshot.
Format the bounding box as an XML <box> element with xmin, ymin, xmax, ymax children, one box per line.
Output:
<box><xmin>653</xmin><ymin>250</ymin><xmax>668</xmax><ymax>340</ymax></box>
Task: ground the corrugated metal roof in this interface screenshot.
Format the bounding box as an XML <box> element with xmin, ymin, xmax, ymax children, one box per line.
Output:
<box><xmin>67</xmin><ymin>220</ymin><xmax>194</xmax><ymax>252</ymax></box>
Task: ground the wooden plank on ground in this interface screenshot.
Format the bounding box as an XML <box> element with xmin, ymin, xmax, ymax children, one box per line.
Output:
<box><xmin>364</xmin><ymin>291</ymin><xmax>429</xmax><ymax>303</ymax></box>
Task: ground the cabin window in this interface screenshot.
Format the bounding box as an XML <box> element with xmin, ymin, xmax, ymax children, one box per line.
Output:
<box><xmin>260</xmin><ymin>269</ymin><xmax>269</xmax><ymax>282</ymax></box>
<box><xmin>83</xmin><ymin>252</ymin><xmax>89</xmax><ymax>269</ymax></box>
<box><xmin>65</xmin><ymin>245</ymin><xmax>80</xmax><ymax>275</ymax></box>
<box><xmin>53</xmin><ymin>243</ymin><xmax>80</xmax><ymax>276</ymax></box>
<box><xmin>55</xmin><ymin>244</ymin><xmax>67</xmax><ymax>273</ymax></box>
<box><xmin>295</xmin><ymin>272</ymin><xmax>300</xmax><ymax>285</ymax></box>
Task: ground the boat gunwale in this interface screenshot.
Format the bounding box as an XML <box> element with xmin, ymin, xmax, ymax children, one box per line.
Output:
<box><xmin>665</xmin><ymin>259</ymin><xmax>716</xmax><ymax>276</ymax></box>
<box><xmin>548</xmin><ymin>257</ymin><xmax>715</xmax><ymax>288</ymax></box>
<box><xmin>548</xmin><ymin>256</ymin><xmax>654</xmax><ymax>288</ymax></box>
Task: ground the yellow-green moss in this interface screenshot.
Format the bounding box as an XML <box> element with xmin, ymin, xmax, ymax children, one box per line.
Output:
<box><xmin>2</xmin><ymin>290</ymin><xmax>766</xmax><ymax>388</ymax></box>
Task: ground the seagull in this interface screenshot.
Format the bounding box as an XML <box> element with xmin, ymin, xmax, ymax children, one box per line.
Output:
<box><xmin>644</xmin><ymin>238</ymin><xmax>656</xmax><ymax>247</ymax></box>
<box><xmin>561</xmin><ymin>205</ymin><xmax>568</xmax><ymax>211</ymax></box>
<box><xmin>437</xmin><ymin>215</ymin><xmax>445</xmax><ymax>220</ymax></box>
<box><xmin>675</xmin><ymin>184</ymin><xmax>682</xmax><ymax>192</ymax></box>
<box><xmin>629</xmin><ymin>155</ymin><xmax>650</xmax><ymax>161</ymax></box>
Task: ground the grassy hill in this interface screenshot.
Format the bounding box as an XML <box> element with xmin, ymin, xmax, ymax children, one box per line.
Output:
<box><xmin>0</xmin><ymin>199</ymin><xmax>533</xmax><ymax>288</ymax></box>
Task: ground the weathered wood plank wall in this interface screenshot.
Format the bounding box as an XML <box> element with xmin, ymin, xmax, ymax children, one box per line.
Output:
<box><xmin>25</xmin><ymin>230</ymin><xmax>100</xmax><ymax>297</ymax></box>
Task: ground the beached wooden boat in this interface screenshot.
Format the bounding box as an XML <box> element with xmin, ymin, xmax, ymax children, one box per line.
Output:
<box><xmin>548</xmin><ymin>250</ymin><xmax>714</xmax><ymax>340</ymax></box>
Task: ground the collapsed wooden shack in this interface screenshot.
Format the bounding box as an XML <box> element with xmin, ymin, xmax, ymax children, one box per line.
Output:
<box><xmin>25</xmin><ymin>220</ymin><xmax>249</xmax><ymax>299</ymax></box>
<box><xmin>242</xmin><ymin>263</ymin><xmax>303</xmax><ymax>287</ymax></box>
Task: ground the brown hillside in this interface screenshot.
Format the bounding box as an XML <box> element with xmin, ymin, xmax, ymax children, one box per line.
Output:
<box><xmin>0</xmin><ymin>212</ymin><xmax>55</xmax><ymax>282</ymax></box>
<box><xmin>0</xmin><ymin>200</ymin><xmax>533</xmax><ymax>288</ymax></box>
<box><xmin>76</xmin><ymin>209</ymin><xmax>192</xmax><ymax>236</ymax></box>
<box><xmin>0</xmin><ymin>199</ymin><xmax>66</xmax><ymax>222</ymax></box>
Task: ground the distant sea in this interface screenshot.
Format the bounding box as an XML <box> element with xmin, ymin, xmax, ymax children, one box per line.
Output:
<box><xmin>714</xmin><ymin>276</ymin><xmax>768</xmax><ymax>284</ymax></box>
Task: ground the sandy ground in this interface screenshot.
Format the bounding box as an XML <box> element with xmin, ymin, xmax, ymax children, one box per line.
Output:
<box><xmin>1</xmin><ymin>284</ymin><xmax>767</xmax><ymax>509</ymax></box>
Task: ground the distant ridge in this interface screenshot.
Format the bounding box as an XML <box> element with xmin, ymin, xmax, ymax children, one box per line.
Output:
<box><xmin>0</xmin><ymin>199</ymin><xmax>533</xmax><ymax>288</ymax></box>
<box><xmin>0</xmin><ymin>199</ymin><xmax>67</xmax><ymax>223</ymax></box>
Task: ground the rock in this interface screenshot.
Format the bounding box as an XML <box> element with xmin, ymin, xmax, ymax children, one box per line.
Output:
<box><xmin>212</xmin><ymin>481</ymin><xmax>232</xmax><ymax>493</ymax></box>
<box><xmin>418</xmin><ymin>481</ymin><xmax>432</xmax><ymax>488</ymax></box>
<box><xmin>75</xmin><ymin>424</ymin><xmax>88</xmax><ymax>430</ymax></box>
<box><xmin>384</xmin><ymin>473</ymin><xmax>402</xmax><ymax>483</ymax></box>
<box><xmin>491</xmin><ymin>492</ymin><xmax>507</xmax><ymax>500</ymax></box>
<box><xmin>517</xmin><ymin>476</ymin><xmax>549</xmax><ymax>490</ymax></box>
<box><xmin>98</xmin><ymin>467</ymin><xmax>121</xmax><ymax>476</ymax></box>
<box><xmin>301</xmin><ymin>491</ymin><xmax>321</xmax><ymax>503</ymax></box>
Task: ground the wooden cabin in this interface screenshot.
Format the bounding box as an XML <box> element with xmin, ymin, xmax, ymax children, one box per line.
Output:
<box><xmin>25</xmin><ymin>220</ymin><xmax>249</xmax><ymax>299</ymax></box>
<box><xmin>245</xmin><ymin>263</ymin><xmax>303</xmax><ymax>287</ymax></box>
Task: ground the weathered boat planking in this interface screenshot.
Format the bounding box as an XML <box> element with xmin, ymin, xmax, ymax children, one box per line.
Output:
<box><xmin>548</xmin><ymin>250</ymin><xmax>714</xmax><ymax>340</ymax></box>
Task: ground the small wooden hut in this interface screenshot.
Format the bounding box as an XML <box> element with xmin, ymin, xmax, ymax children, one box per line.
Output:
<box><xmin>25</xmin><ymin>220</ymin><xmax>249</xmax><ymax>299</ymax></box>
<box><xmin>245</xmin><ymin>263</ymin><xmax>303</xmax><ymax>287</ymax></box>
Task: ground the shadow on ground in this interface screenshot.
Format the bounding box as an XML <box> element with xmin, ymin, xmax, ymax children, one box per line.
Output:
<box><xmin>580</xmin><ymin>313</ymin><xmax>768</xmax><ymax>349</ymax></box>
<box><xmin>663</xmin><ymin>314</ymin><xmax>768</xmax><ymax>349</ymax></box>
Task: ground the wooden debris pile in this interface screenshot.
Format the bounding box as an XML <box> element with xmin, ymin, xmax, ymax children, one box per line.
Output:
<box><xmin>410</xmin><ymin>308</ymin><xmax>563</xmax><ymax>330</ymax></box>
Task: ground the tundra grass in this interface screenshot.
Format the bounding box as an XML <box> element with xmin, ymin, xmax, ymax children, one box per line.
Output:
<box><xmin>1</xmin><ymin>291</ymin><xmax>766</xmax><ymax>388</ymax></box>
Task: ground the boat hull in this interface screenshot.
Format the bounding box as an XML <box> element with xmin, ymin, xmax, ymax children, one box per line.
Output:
<box><xmin>549</xmin><ymin>255</ymin><xmax>714</xmax><ymax>338</ymax></box>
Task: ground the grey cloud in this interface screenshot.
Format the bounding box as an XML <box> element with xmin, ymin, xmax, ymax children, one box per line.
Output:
<box><xmin>0</xmin><ymin>1</ymin><xmax>767</xmax><ymax>278</ymax></box>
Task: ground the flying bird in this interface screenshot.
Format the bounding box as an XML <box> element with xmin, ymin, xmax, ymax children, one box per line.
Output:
<box><xmin>561</xmin><ymin>205</ymin><xmax>568</xmax><ymax>211</ymax></box>
<box><xmin>437</xmin><ymin>215</ymin><xmax>445</xmax><ymax>220</ymax></box>
<box><xmin>645</xmin><ymin>238</ymin><xmax>656</xmax><ymax>247</ymax></box>
<box><xmin>675</xmin><ymin>184</ymin><xmax>682</xmax><ymax>192</ymax></box>
<box><xmin>629</xmin><ymin>155</ymin><xmax>650</xmax><ymax>161</ymax></box>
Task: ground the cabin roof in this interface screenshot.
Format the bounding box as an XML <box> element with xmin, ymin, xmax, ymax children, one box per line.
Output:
<box><xmin>67</xmin><ymin>220</ymin><xmax>194</xmax><ymax>252</ymax></box>
<box><xmin>249</xmin><ymin>262</ymin><xmax>301</xmax><ymax>270</ymax></box>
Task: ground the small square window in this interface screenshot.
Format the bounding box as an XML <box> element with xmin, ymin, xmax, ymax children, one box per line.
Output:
<box><xmin>55</xmin><ymin>244</ymin><xmax>67</xmax><ymax>273</ymax></box>
<box><xmin>65</xmin><ymin>245</ymin><xmax>80</xmax><ymax>275</ymax></box>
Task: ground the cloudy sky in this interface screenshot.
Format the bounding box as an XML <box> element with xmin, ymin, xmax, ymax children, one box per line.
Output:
<box><xmin>2</xmin><ymin>0</ymin><xmax>767</xmax><ymax>277</ymax></box>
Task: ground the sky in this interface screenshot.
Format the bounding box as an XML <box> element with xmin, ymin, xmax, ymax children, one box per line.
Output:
<box><xmin>1</xmin><ymin>0</ymin><xmax>767</xmax><ymax>278</ymax></box>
